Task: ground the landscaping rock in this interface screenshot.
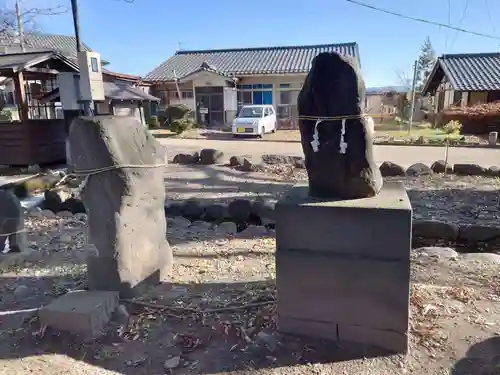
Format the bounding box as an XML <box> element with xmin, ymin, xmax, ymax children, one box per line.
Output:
<box><xmin>200</xmin><ymin>148</ymin><xmax>224</xmax><ymax>165</ymax></box>
<box><xmin>487</xmin><ymin>166</ymin><xmax>500</xmax><ymax>177</ymax></box>
<box><xmin>412</xmin><ymin>220</ymin><xmax>459</xmax><ymax>241</ymax></box>
<box><xmin>461</xmin><ymin>253</ymin><xmax>500</xmax><ymax>263</ymax></box>
<box><xmin>239</xmin><ymin>158</ymin><xmax>255</xmax><ymax>172</ymax></box>
<box><xmin>170</xmin><ymin>216</ymin><xmax>191</xmax><ymax>228</ymax></box>
<box><xmin>406</xmin><ymin>163</ymin><xmax>432</xmax><ymax>177</ymax></box>
<box><xmin>251</xmin><ymin>197</ymin><xmax>277</xmax><ymax>222</ymax></box>
<box><xmin>430</xmin><ymin>160</ymin><xmax>452</xmax><ymax>174</ymax></box>
<box><xmin>228</xmin><ymin>199</ymin><xmax>252</xmax><ymax>223</ymax></box>
<box><xmin>164</xmin><ymin>356</ymin><xmax>181</xmax><ymax>370</ymax></box>
<box><xmin>57</xmin><ymin>211</ymin><xmax>73</xmax><ymax>218</ymax></box>
<box><xmin>414</xmin><ymin>246</ymin><xmax>458</xmax><ymax>259</ymax></box>
<box><xmin>165</xmin><ymin>201</ymin><xmax>183</xmax><ymax>217</ymax></box>
<box><xmin>294</xmin><ymin>158</ymin><xmax>306</xmax><ymax>169</ymax></box>
<box><xmin>190</xmin><ymin>220</ymin><xmax>212</xmax><ymax>231</ymax></box>
<box><xmin>458</xmin><ymin>225</ymin><xmax>500</xmax><ymax>244</ymax></box>
<box><xmin>229</xmin><ymin>156</ymin><xmax>244</xmax><ymax>167</ymax></box>
<box><xmin>453</xmin><ymin>163</ymin><xmax>487</xmax><ymax>176</ymax></box>
<box><xmin>261</xmin><ymin>154</ymin><xmax>295</xmax><ymax>165</ymax></box>
<box><xmin>43</xmin><ymin>188</ymin><xmax>71</xmax><ymax>213</ymax></box>
<box><xmin>216</xmin><ymin>221</ymin><xmax>238</xmax><ymax>235</ymax></box>
<box><xmin>172</xmin><ymin>152</ymin><xmax>200</xmax><ymax>165</ymax></box>
<box><xmin>181</xmin><ymin>200</ymin><xmax>204</xmax><ymax>221</ymax></box>
<box><xmin>13</xmin><ymin>284</ymin><xmax>31</xmax><ymax>298</ymax></box>
<box><xmin>204</xmin><ymin>203</ymin><xmax>228</xmax><ymax>222</ymax></box>
<box><xmin>236</xmin><ymin>225</ymin><xmax>268</xmax><ymax>238</ymax></box>
<box><xmin>379</xmin><ymin>161</ymin><xmax>406</xmax><ymax>177</ymax></box>
<box><xmin>41</xmin><ymin>209</ymin><xmax>56</xmax><ymax>218</ymax></box>
<box><xmin>255</xmin><ymin>331</ymin><xmax>279</xmax><ymax>352</ymax></box>
<box><xmin>59</xmin><ymin>197</ymin><xmax>86</xmax><ymax>214</ymax></box>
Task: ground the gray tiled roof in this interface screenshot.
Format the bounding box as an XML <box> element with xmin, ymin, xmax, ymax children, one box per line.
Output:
<box><xmin>425</xmin><ymin>53</ymin><xmax>500</xmax><ymax>93</ymax></box>
<box><xmin>40</xmin><ymin>82</ymin><xmax>160</xmax><ymax>103</ymax></box>
<box><xmin>145</xmin><ymin>43</ymin><xmax>360</xmax><ymax>81</ymax></box>
<box><xmin>103</xmin><ymin>82</ymin><xmax>159</xmax><ymax>102</ymax></box>
<box><xmin>0</xmin><ymin>50</ymin><xmax>78</xmax><ymax>72</ymax></box>
<box><xmin>0</xmin><ymin>32</ymin><xmax>92</xmax><ymax>58</ymax></box>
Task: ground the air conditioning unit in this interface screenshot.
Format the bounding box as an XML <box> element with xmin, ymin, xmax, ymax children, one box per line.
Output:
<box><xmin>77</xmin><ymin>51</ymin><xmax>105</xmax><ymax>101</ymax></box>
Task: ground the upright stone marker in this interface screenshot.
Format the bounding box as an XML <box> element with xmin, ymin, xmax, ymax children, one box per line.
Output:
<box><xmin>69</xmin><ymin>116</ymin><xmax>173</xmax><ymax>298</ymax></box>
<box><xmin>0</xmin><ymin>189</ymin><xmax>26</xmax><ymax>253</ymax></box>
<box><xmin>297</xmin><ymin>52</ymin><xmax>382</xmax><ymax>199</ymax></box>
<box><xmin>275</xmin><ymin>52</ymin><xmax>411</xmax><ymax>354</ymax></box>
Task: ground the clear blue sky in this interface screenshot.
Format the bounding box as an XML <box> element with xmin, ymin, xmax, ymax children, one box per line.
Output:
<box><xmin>34</xmin><ymin>0</ymin><xmax>500</xmax><ymax>87</ymax></box>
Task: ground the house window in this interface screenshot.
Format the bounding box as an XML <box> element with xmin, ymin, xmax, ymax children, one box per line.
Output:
<box><xmin>237</xmin><ymin>83</ymin><xmax>273</xmax><ymax>106</ymax></box>
<box><xmin>181</xmin><ymin>91</ymin><xmax>193</xmax><ymax>99</ymax></box>
<box><xmin>279</xmin><ymin>91</ymin><xmax>291</xmax><ymax>105</ymax></box>
<box><xmin>90</xmin><ymin>57</ymin><xmax>99</xmax><ymax>73</ymax></box>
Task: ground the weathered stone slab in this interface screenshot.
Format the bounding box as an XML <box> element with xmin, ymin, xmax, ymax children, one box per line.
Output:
<box><xmin>38</xmin><ymin>290</ymin><xmax>119</xmax><ymax>339</ymax></box>
<box><xmin>0</xmin><ymin>189</ymin><xmax>27</xmax><ymax>253</ymax></box>
<box><xmin>68</xmin><ymin>116</ymin><xmax>173</xmax><ymax>298</ymax></box>
<box><xmin>275</xmin><ymin>181</ymin><xmax>411</xmax><ymax>354</ymax></box>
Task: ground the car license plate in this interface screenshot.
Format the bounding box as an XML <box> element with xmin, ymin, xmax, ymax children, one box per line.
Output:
<box><xmin>237</xmin><ymin>127</ymin><xmax>245</xmax><ymax>133</ymax></box>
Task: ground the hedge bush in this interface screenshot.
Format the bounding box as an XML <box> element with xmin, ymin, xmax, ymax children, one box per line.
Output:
<box><xmin>170</xmin><ymin>119</ymin><xmax>194</xmax><ymax>134</ymax></box>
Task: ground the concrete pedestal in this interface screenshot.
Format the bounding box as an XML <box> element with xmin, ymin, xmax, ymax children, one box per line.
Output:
<box><xmin>275</xmin><ymin>181</ymin><xmax>412</xmax><ymax>354</ymax></box>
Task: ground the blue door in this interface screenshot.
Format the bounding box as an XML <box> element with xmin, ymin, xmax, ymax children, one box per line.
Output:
<box><xmin>262</xmin><ymin>91</ymin><xmax>272</xmax><ymax>105</ymax></box>
<box><xmin>253</xmin><ymin>91</ymin><xmax>263</xmax><ymax>104</ymax></box>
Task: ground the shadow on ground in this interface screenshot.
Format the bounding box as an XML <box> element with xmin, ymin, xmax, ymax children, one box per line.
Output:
<box><xmin>0</xmin><ymin>274</ymin><xmax>392</xmax><ymax>375</ymax></box>
<box><xmin>451</xmin><ymin>337</ymin><xmax>500</xmax><ymax>375</ymax></box>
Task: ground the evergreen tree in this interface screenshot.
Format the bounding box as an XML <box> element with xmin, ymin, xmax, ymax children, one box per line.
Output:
<box><xmin>416</xmin><ymin>37</ymin><xmax>437</xmax><ymax>91</ymax></box>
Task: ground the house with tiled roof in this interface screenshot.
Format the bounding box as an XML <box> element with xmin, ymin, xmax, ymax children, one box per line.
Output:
<box><xmin>0</xmin><ymin>32</ymin><xmax>158</xmax><ymax>127</ymax></box>
<box><xmin>422</xmin><ymin>52</ymin><xmax>500</xmax><ymax>112</ymax></box>
<box><xmin>145</xmin><ymin>42</ymin><xmax>360</xmax><ymax>127</ymax></box>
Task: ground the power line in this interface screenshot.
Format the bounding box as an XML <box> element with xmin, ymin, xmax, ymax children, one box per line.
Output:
<box><xmin>345</xmin><ymin>0</ymin><xmax>500</xmax><ymax>41</ymax></box>
<box><xmin>449</xmin><ymin>0</ymin><xmax>470</xmax><ymax>49</ymax></box>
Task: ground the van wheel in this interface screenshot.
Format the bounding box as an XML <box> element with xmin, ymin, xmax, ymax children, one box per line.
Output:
<box><xmin>272</xmin><ymin>122</ymin><xmax>277</xmax><ymax>133</ymax></box>
<box><xmin>259</xmin><ymin>126</ymin><xmax>265</xmax><ymax>138</ymax></box>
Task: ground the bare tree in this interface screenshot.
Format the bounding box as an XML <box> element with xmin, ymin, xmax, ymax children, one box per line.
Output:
<box><xmin>0</xmin><ymin>1</ymin><xmax>67</xmax><ymax>39</ymax></box>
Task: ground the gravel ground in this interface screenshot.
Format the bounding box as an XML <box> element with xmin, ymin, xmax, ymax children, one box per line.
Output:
<box><xmin>1</xmin><ymin>216</ymin><xmax>500</xmax><ymax>374</ymax></box>
<box><xmin>165</xmin><ymin>164</ymin><xmax>500</xmax><ymax>227</ymax></box>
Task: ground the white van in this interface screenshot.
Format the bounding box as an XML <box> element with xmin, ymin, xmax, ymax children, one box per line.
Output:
<box><xmin>232</xmin><ymin>105</ymin><xmax>277</xmax><ymax>138</ymax></box>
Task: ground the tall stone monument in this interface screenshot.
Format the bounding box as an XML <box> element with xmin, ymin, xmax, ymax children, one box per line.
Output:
<box><xmin>69</xmin><ymin>116</ymin><xmax>173</xmax><ymax>298</ymax></box>
<box><xmin>275</xmin><ymin>52</ymin><xmax>412</xmax><ymax>354</ymax></box>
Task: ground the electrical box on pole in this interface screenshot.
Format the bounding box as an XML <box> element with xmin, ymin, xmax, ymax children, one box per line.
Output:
<box><xmin>77</xmin><ymin>51</ymin><xmax>105</xmax><ymax>102</ymax></box>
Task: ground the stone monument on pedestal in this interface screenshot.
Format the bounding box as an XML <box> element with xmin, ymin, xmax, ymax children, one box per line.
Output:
<box><xmin>275</xmin><ymin>52</ymin><xmax>412</xmax><ymax>354</ymax></box>
<box><xmin>68</xmin><ymin>116</ymin><xmax>173</xmax><ymax>298</ymax></box>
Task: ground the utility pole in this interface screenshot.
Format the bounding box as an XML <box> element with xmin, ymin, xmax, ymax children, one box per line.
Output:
<box><xmin>408</xmin><ymin>60</ymin><xmax>418</xmax><ymax>134</ymax></box>
<box><xmin>15</xmin><ymin>0</ymin><xmax>25</xmax><ymax>52</ymax></box>
<box><xmin>70</xmin><ymin>0</ymin><xmax>91</xmax><ymax>116</ymax></box>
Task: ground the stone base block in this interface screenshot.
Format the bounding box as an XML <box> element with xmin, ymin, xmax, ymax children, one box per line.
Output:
<box><xmin>38</xmin><ymin>290</ymin><xmax>119</xmax><ymax>339</ymax></box>
<box><xmin>275</xmin><ymin>182</ymin><xmax>412</xmax><ymax>354</ymax></box>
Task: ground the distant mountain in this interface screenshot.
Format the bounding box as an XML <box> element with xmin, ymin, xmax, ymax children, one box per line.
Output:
<box><xmin>366</xmin><ymin>85</ymin><xmax>409</xmax><ymax>94</ymax></box>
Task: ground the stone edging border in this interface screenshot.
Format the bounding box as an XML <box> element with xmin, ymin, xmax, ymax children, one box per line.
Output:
<box><xmin>24</xmin><ymin>199</ymin><xmax>500</xmax><ymax>252</ymax></box>
<box><xmin>172</xmin><ymin>149</ymin><xmax>500</xmax><ymax>178</ymax></box>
